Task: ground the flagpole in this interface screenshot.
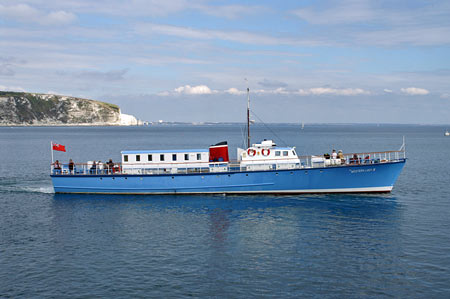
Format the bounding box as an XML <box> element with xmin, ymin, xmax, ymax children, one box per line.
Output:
<box><xmin>51</xmin><ymin>141</ymin><xmax>54</xmax><ymax>164</ymax></box>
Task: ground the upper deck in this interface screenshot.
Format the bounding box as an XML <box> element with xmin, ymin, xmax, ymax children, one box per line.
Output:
<box><xmin>50</xmin><ymin>149</ymin><xmax>406</xmax><ymax>176</ymax></box>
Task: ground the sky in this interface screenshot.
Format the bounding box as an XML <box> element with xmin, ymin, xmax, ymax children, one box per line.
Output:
<box><xmin>0</xmin><ymin>0</ymin><xmax>449</xmax><ymax>124</ymax></box>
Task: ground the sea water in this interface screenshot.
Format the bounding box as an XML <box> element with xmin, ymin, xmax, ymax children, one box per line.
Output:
<box><xmin>0</xmin><ymin>124</ymin><xmax>449</xmax><ymax>298</ymax></box>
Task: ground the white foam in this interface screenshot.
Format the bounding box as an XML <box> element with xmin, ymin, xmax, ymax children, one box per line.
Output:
<box><xmin>1</xmin><ymin>184</ymin><xmax>55</xmax><ymax>194</ymax></box>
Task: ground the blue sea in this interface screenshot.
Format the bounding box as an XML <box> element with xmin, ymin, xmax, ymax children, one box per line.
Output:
<box><xmin>1</xmin><ymin>124</ymin><xmax>449</xmax><ymax>298</ymax></box>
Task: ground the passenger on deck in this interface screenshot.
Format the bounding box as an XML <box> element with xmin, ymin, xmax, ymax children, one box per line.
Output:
<box><xmin>90</xmin><ymin>161</ymin><xmax>97</xmax><ymax>174</ymax></box>
<box><xmin>53</xmin><ymin>160</ymin><xmax>61</xmax><ymax>174</ymax></box>
<box><xmin>324</xmin><ymin>153</ymin><xmax>330</xmax><ymax>159</ymax></box>
<box><xmin>68</xmin><ymin>159</ymin><xmax>75</xmax><ymax>174</ymax></box>
<box><xmin>338</xmin><ymin>150</ymin><xmax>345</xmax><ymax>163</ymax></box>
<box><xmin>332</xmin><ymin>149</ymin><xmax>337</xmax><ymax>159</ymax></box>
<box><xmin>350</xmin><ymin>154</ymin><xmax>359</xmax><ymax>164</ymax></box>
<box><xmin>107</xmin><ymin>159</ymin><xmax>114</xmax><ymax>174</ymax></box>
<box><xmin>98</xmin><ymin>161</ymin><xmax>104</xmax><ymax>174</ymax></box>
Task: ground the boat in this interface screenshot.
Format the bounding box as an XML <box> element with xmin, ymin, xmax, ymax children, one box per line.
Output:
<box><xmin>445</xmin><ymin>130</ymin><xmax>450</xmax><ymax>136</ymax></box>
<box><xmin>50</xmin><ymin>89</ymin><xmax>406</xmax><ymax>195</ymax></box>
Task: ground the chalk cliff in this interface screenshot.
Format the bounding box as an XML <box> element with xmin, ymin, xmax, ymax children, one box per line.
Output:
<box><xmin>0</xmin><ymin>91</ymin><xmax>137</xmax><ymax>126</ymax></box>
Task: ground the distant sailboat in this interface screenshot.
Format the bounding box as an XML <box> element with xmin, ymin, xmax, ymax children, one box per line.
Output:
<box><xmin>301</xmin><ymin>122</ymin><xmax>305</xmax><ymax>130</ymax></box>
<box><xmin>445</xmin><ymin>130</ymin><xmax>450</xmax><ymax>136</ymax></box>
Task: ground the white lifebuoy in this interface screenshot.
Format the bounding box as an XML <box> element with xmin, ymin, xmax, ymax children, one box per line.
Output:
<box><xmin>261</xmin><ymin>148</ymin><xmax>270</xmax><ymax>156</ymax></box>
<box><xmin>247</xmin><ymin>148</ymin><xmax>256</xmax><ymax>157</ymax></box>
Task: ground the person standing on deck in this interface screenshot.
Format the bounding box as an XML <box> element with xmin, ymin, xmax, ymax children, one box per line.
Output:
<box><xmin>107</xmin><ymin>159</ymin><xmax>114</xmax><ymax>174</ymax></box>
<box><xmin>98</xmin><ymin>161</ymin><xmax>104</xmax><ymax>174</ymax></box>
<box><xmin>68</xmin><ymin>159</ymin><xmax>74</xmax><ymax>174</ymax></box>
<box><xmin>53</xmin><ymin>160</ymin><xmax>61</xmax><ymax>174</ymax></box>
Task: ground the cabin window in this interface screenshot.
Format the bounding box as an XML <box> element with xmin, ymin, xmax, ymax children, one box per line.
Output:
<box><xmin>160</xmin><ymin>154</ymin><xmax>165</xmax><ymax>161</ymax></box>
<box><xmin>283</xmin><ymin>151</ymin><xmax>289</xmax><ymax>156</ymax></box>
<box><xmin>292</xmin><ymin>150</ymin><xmax>296</xmax><ymax>156</ymax></box>
<box><xmin>185</xmin><ymin>154</ymin><xmax>189</xmax><ymax>161</ymax></box>
<box><xmin>197</xmin><ymin>153</ymin><xmax>201</xmax><ymax>160</ymax></box>
<box><xmin>172</xmin><ymin>154</ymin><xmax>177</xmax><ymax>161</ymax></box>
<box><xmin>124</xmin><ymin>155</ymin><xmax>128</xmax><ymax>162</ymax></box>
<box><xmin>275</xmin><ymin>151</ymin><xmax>281</xmax><ymax>157</ymax></box>
<box><xmin>136</xmin><ymin>155</ymin><xmax>140</xmax><ymax>162</ymax></box>
<box><xmin>148</xmin><ymin>154</ymin><xmax>152</xmax><ymax>161</ymax></box>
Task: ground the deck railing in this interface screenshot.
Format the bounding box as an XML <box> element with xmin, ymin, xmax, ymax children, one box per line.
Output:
<box><xmin>50</xmin><ymin>150</ymin><xmax>406</xmax><ymax>176</ymax></box>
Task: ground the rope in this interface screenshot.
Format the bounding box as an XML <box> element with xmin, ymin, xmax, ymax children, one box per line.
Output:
<box><xmin>239</xmin><ymin>123</ymin><xmax>247</xmax><ymax>148</ymax></box>
<box><xmin>249</xmin><ymin>109</ymin><xmax>289</xmax><ymax>147</ymax></box>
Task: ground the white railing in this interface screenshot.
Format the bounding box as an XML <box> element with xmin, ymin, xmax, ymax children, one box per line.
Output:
<box><xmin>50</xmin><ymin>150</ymin><xmax>406</xmax><ymax>176</ymax></box>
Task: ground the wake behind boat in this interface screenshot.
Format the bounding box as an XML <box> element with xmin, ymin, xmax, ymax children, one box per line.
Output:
<box><xmin>50</xmin><ymin>89</ymin><xmax>406</xmax><ymax>195</ymax></box>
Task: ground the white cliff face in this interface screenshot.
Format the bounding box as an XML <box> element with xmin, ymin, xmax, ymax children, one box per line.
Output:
<box><xmin>0</xmin><ymin>91</ymin><xmax>139</xmax><ymax>126</ymax></box>
<box><xmin>120</xmin><ymin>113</ymin><xmax>139</xmax><ymax>126</ymax></box>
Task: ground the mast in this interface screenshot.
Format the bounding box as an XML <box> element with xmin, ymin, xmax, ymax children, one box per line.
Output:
<box><xmin>246</xmin><ymin>81</ymin><xmax>250</xmax><ymax>149</ymax></box>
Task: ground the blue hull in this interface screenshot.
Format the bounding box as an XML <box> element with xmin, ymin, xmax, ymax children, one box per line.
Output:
<box><xmin>51</xmin><ymin>160</ymin><xmax>405</xmax><ymax>194</ymax></box>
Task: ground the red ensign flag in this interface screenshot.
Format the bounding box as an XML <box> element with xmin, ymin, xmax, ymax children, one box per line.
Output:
<box><xmin>52</xmin><ymin>143</ymin><xmax>66</xmax><ymax>152</ymax></box>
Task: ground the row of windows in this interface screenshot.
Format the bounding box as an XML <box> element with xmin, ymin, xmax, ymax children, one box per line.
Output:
<box><xmin>124</xmin><ymin>153</ymin><xmax>203</xmax><ymax>163</ymax></box>
<box><xmin>274</xmin><ymin>150</ymin><xmax>296</xmax><ymax>157</ymax></box>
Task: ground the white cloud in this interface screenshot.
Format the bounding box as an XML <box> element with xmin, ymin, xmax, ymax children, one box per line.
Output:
<box><xmin>270</xmin><ymin>87</ymin><xmax>290</xmax><ymax>95</ymax></box>
<box><xmin>292</xmin><ymin>1</ymin><xmax>373</xmax><ymax>25</ymax></box>
<box><xmin>0</xmin><ymin>85</ymin><xmax>26</xmax><ymax>92</ymax></box>
<box><xmin>196</xmin><ymin>4</ymin><xmax>264</xmax><ymax>19</ymax></box>
<box><xmin>0</xmin><ymin>4</ymin><xmax>76</xmax><ymax>25</ymax></box>
<box><xmin>18</xmin><ymin>1</ymin><xmax>262</xmax><ymax>19</ymax></box>
<box><xmin>291</xmin><ymin>1</ymin><xmax>450</xmax><ymax>46</ymax></box>
<box><xmin>295</xmin><ymin>87</ymin><xmax>369</xmax><ymax>96</ymax></box>
<box><xmin>226</xmin><ymin>88</ymin><xmax>246</xmax><ymax>95</ymax></box>
<box><xmin>0</xmin><ymin>3</ymin><xmax>38</xmax><ymax>20</ymax></box>
<box><xmin>174</xmin><ymin>85</ymin><xmax>214</xmax><ymax>95</ymax></box>
<box><xmin>157</xmin><ymin>91</ymin><xmax>170</xmax><ymax>96</ymax></box>
<box><xmin>400</xmin><ymin>87</ymin><xmax>430</xmax><ymax>95</ymax></box>
<box><xmin>44</xmin><ymin>10</ymin><xmax>77</xmax><ymax>25</ymax></box>
<box><xmin>135</xmin><ymin>23</ymin><xmax>325</xmax><ymax>46</ymax></box>
<box><xmin>159</xmin><ymin>86</ymin><xmax>371</xmax><ymax>97</ymax></box>
<box><xmin>356</xmin><ymin>26</ymin><xmax>450</xmax><ymax>47</ymax></box>
<box><xmin>384</xmin><ymin>89</ymin><xmax>393</xmax><ymax>93</ymax></box>
<box><xmin>60</xmin><ymin>0</ymin><xmax>190</xmax><ymax>17</ymax></box>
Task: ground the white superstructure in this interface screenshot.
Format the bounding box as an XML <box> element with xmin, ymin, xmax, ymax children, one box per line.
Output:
<box><xmin>238</xmin><ymin>139</ymin><xmax>300</xmax><ymax>171</ymax></box>
<box><xmin>121</xmin><ymin>149</ymin><xmax>210</xmax><ymax>174</ymax></box>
